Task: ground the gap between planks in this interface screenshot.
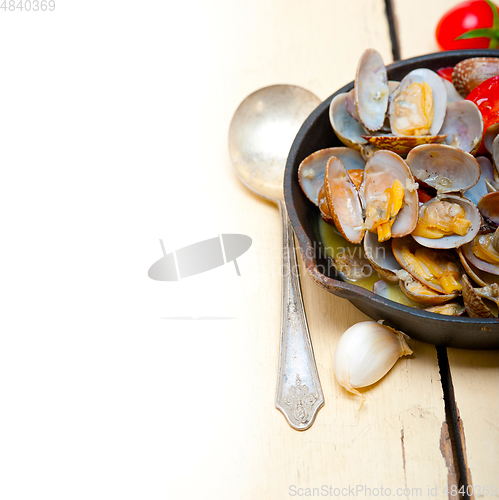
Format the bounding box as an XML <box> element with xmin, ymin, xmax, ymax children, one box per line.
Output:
<box><xmin>384</xmin><ymin>1</ymin><xmax>470</xmax><ymax>494</ymax></box>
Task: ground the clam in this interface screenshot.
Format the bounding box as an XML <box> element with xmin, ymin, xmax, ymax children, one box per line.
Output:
<box><xmin>424</xmin><ymin>303</ymin><xmax>465</xmax><ymax>316</ymax></box>
<box><xmin>459</xmin><ymin>243</ymin><xmax>499</xmax><ymax>288</ymax></box>
<box><xmin>320</xmin><ymin>150</ymin><xmax>419</xmax><ymax>246</ymax></box>
<box><xmin>329</xmin><ymin>93</ymin><xmax>368</xmax><ymax>151</ymax></box>
<box><xmin>452</xmin><ymin>57</ymin><xmax>499</xmax><ymax>97</ymax></box>
<box><xmin>438</xmin><ymin>100</ymin><xmax>483</xmax><ymax>154</ymax></box>
<box><xmin>406</xmin><ymin>144</ymin><xmax>480</xmax><ymax>195</ymax></box>
<box><xmin>478</xmin><ymin>191</ymin><xmax>499</xmax><ymax>225</ymax></box>
<box><xmin>298</xmin><ymin>147</ymin><xmax>365</xmax><ymax>206</ymax></box>
<box><xmin>359</xmin><ymin>150</ymin><xmax>418</xmax><ymax>242</ymax></box>
<box><xmin>318</xmin><ymin>184</ymin><xmax>334</xmax><ymax>224</ymax></box>
<box><xmin>458</xmin><ymin>248</ymin><xmax>498</xmax><ymax>287</ymax></box>
<box><xmin>346</xmin><ymin>81</ymin><xmax>400</xmax><ymax>126</ymax></box>
<box><xmin>398</xmin><ymin>269</ymin><xmax>459</xmax><ymax>305</ymax></box>
<box><xmin>462</xmin><ymin>274</ymin><xmax>499</xmax><ymax>318</ymax></box>
<box><xmin>492</xmin><ymin>134</ymin><xmax>499</xmax><ymax>176</ymax></box>
<box><xmin>486</xmin><ymin>177</ymin><xmax>499</xmax><ymax>192</ymax></box>
<box><xmin>355</xmin><ymin>49</ymin><xmax>389</xmax><ymax>132</ymax></box>
<box><xmin>392</xmin><ymin>236</ymin><xmax>463</xmax><ymax>295</ymax></box>
<box><xmin>406</xmin><ymin>144</ymin><xmax>482</xmax><ymax>250</ymax></box>
<box><xmin>462</xmin><ymin>228</ymin><xmax>499</xmax><ymax>276</ymax></box>
<box><xmin>411</xmin><ymin>195</ymin><xmax>481</xmax><ymax>249</ymax></box>
<box><xmin>361</xmin><ymin>133</ymin><xmax>447</xmax><ymax>156</ymax></box>
<box><xmin>389</xmin><ymin>68</ymin><xmax>447</xmax><ymax>137</ymax></box>
<box><xmin>464</xmin><ymin>156</ymin><xmax>495</xmax><ymax>205</ymax></box>
<box><xmin>345</xmin><ymin>88</ymin><xmax>361</xmax><ymax>122</ymax></box>
<box><xmin>441</xmin><ymin>77</ymin><xmax>464</xmax><ymax>103</ymax></box>
<box><xmin>483</xmin><ymin>122</ymin><xmax>499</xmax><ymax>155</ymax></box>
<box><xmin>482</xmin><ymin>123</ymin><xmax>499</xmax><ymax>173</ymax></box>
<box><xmin>323</xmin><ymin>156</ymin><xmax>365</xmax><ymax>244</ymax></box>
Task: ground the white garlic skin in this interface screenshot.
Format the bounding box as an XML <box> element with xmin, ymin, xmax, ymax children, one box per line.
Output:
<box><xmin>334</xmin><ymin>321</ymin><xmax>413</xmax><ymax>403</ymax></box>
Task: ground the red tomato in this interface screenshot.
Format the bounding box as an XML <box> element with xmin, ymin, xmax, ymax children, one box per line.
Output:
<box><xmin>436</xmin><ymin>0</ymin><xmax>499</xmax><ymax>50</ymax></box>
<box><xmin>466</xmin><ymin>75</ymin><xmax>499</xmax><ymax>133</ymax></box>
<box><xmin>437</xmin><ymin>67</ymin><xmax>454</xmax><ymax>82</ymax></box>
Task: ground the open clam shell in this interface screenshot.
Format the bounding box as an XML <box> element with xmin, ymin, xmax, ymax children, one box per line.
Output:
<box><xmin>461</xmin><ymin>260</ymin><xmax>498</xmax><ymax>287</ymax></box>
<box><xmin>329</xmin><ymin>93</ymin><xmax>368</xmax><ymax>151</ymax></box>
<box><xmin>462</xmin><ymin>274</ymin><xmax>498</xmax><ymax>318</ymax></box>
<box><xmin>452</xmin><ymin>57</ymin><xmax>499</xmax><ymax>97</ymax></box>
<box><xmin>412</xmin><ymin>195</ymin><xmax>481</xmax><ymax>249</ymax></box>
<box><xmin>345</xmin><ymin>88</ymin><xmax>361</xmax><ymax>122</ymax></box>
<box><xmin>363</xmin><ymin>231</ymin><xmax>402</xmax><ymax>282</ymax></box>
<box><xmin>492</xmin><ymin>134</ymin><xmax>499</xmax><ymax>177</ymax></box>
<box><xmin>483</xmin><ymin>122</ymin><xmax>499</xmax><ymax>155</ymax></box>
<box><xmin>464</xmin><ymin>156</ymin><xmax>495</xmax><ymax>205</ymax></box>
<box><xmin>406</xmin><ymin>143</ymin><xmax>480</xmax><ymax>194</ymax></box>
<box><xmin>318</xmin><ymin>184</ymin><xmax>334</xmax><ymax>224</ymax></box>
<box><xmin>361</xmin><ymin>134</ymin><xmax>447</xmax><ymax>156</ymax></box>
<box><xmin>461</xmin><ymin>228</ymin><xmax>499</xmax><ymax>276</ymax></box>
<box><xmin>389</xmin><ymin>68</ymin><xmax>447</xmax><ymax>137</ymax></box>
<box><xmin>425</xmin><ymin>303</ymin><xmax>465</xmax><ymax>316</ymax></box>
<box><xmin>324</xmin><ymin>156</ymin><xmax>365</xmax><ymax>244</ymax></box>
<box><xmin>399</xmin><ymin>272</ymin><xmax>459</xmax><ymax>305</ymax></box>
<box><xmin>458</xmin><ymin>244</ymin><xmax>499</xmax><ymax>286</ymax></box>
<box><xmin>442</xmin><ymin>78</ymin><xmax>464</xmax><ymax>103</ymax></box>
<box><xmin>392</xmin><ymin>236</ymin><xmax>463</xmax><ymax>294</ymax></box>
<box><xmin>355</xmin><ymin>49</ymin><xmax>389</xmax><ymax>132</ymax></box>
<box><xmin>483</xmin><ymin>124</ymin><xmax>499</xmax><ymax>176</ymax></box>
<box><xmin>298</xmin><ymin>147</ymin><xmax>365</xmax><ymax>206</ymax></box>
<box><xmin>478</xmin><ymin>191</ymin><xmax>499</xmax><ymax>225</ymax></box>
<box><xmin>360</xmin><ymin>150</ymin><xmax>418</xmax><ymax>238</ymax></box>
<box><xmin>439</xmin><ymin>100</ymin><xmax>483</xmax><ymax>154</ymax></box>
<box><xmin>346</xmin><ymin>81</ymin><xmax>400</xmax><ymax>126</ymax></box>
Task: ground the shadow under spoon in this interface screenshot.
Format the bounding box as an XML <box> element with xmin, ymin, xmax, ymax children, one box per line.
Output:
<box><xmin>229</xmin><ymin>85</ymin><xmax>324</xmax><ymax>430</ymax></box>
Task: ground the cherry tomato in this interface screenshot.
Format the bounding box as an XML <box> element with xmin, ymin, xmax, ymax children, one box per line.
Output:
<box><xmin>436</xmin><ymin>0</ymin><xmax>499</xmax><ymax>50</ymax></box>
<box><xmin>437</xmin><ymin>67</ymin><xmax>454</xmax><ymax>82</ymax></box>
<box><xmin>466</xmin><ymin>75</ymin><xmax>499</xmax><ymax>133</ymax></box>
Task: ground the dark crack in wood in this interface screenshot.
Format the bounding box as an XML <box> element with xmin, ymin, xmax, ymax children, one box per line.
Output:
<box><xmin>384</xmin><ymin>0</ymin><xmax>401</xmax><ymax>61</ymax></box>
<box><xmin>400</xmin><ymin>425</ymin><xmax>407</xmax><ymax>489</ymax></box>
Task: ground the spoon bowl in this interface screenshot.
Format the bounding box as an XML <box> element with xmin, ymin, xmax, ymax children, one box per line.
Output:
<box><xmin>229</xmin><ymin>85</ymin><xmax>323</xmax><ymax>201</ymax></box>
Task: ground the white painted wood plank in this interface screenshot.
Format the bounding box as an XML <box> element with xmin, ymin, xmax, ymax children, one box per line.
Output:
<box><xmin>162</xmin><ymin>0</ymin><xmax>452</xmax><ymax>497</ymax></box>
<box><xmin>394</xmin><ymin>0</ymin><xmax>499</xmax><ymax>493</ymax></box>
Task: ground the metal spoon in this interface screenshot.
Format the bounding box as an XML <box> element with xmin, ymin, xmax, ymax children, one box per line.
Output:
<box><xmin>229</xmin><ymin>85</ymin><xmax>324</xmax><ymax>430</ymax></box>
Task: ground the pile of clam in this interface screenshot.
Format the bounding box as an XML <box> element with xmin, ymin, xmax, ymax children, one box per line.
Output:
<box><xmin>298</xmin><ymin>49</ymin><xmax>499</xmax><ymax>318</ymax></box>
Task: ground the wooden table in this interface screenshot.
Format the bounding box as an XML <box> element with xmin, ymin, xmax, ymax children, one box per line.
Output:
<box><xmin>163</xmin><ymin>1</ymin><xmax>496</xmax><ymax>498</ymax></box>
<box><xmin>0</xmin><ymin>1</ymin><xmax>496</xmax><ymax>499</ymax></box>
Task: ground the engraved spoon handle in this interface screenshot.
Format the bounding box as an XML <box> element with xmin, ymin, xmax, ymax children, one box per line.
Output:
<box><xmin>275</xmin><ymin>199</ymin><xmax>324</xmax><ymax>430</ymax></box>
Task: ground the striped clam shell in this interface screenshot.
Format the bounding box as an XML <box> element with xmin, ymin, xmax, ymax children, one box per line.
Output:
<box><xmin>452</xmin><ymin>57</ymin><xmax>499</xmax><ymax>97</ymax></box>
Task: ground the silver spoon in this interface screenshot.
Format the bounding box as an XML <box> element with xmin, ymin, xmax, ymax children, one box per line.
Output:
<box><xmin>229</xmin><ymin>85</ymin><xmax>324</xmax><ymax>430</ymax></box>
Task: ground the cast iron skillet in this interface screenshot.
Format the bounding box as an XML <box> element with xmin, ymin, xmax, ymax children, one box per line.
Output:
<box><xmin>284</xmin><ymin>49</ymin><xmax>499</xmax><ymax>350</ymax></box>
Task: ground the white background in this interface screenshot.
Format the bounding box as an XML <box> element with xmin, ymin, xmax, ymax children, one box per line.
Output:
<box><xmin>0</xmin><ymin>1</ymin><xmax>271</xmax><ymax>498</ymax></box>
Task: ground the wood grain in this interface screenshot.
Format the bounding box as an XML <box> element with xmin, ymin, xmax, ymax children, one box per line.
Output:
<box><xmin>394</xmin><ymin>0</ymin><xmax>499</xmax><ymax>494</ymax></box>
<box><xmin>164</xmin><ymin>0</ymin><xmax>454</xmax><ymax>498</ymax></box>
<box><xmin>391</xmin><ymin>0</ymin><xmax>458</xmax><ymax>59</ymax></box>
<box><xmin>446</xmin><ymin>349</ymin><xmax>499</xmax><ymax>497</ymax></box>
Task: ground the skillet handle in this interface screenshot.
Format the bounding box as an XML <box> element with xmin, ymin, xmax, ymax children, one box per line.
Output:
<box><xmin>275</xmin><ymin>199</ymin><xmax>324</xmax><ymax>430</ymax></box>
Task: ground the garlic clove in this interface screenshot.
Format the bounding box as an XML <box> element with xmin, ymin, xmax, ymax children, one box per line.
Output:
<box><xmin>333</xmin><ymin>321</ymin><xmax>412</xmax><ymax>407</ymax></box>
